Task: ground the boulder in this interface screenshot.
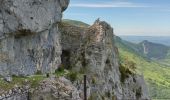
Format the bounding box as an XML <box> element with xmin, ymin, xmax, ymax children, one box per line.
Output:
<box><xmin>4</xmin><ymin>75</ymin><xmax>12</xmax><ymax>82</ymax></box>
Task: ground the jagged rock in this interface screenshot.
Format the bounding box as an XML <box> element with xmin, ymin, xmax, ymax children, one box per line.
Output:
<box><xmin>59</xmin><ymin>19</ymin><xmax>150</xmax><ymax>100</ymax></box>
<box><xmin>0</xmin><ymin>0</ymin><xmax>150</xmax><ymax>99</ymax></box>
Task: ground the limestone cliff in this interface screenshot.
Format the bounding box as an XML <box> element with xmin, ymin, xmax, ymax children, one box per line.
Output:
<box><xmin>0</xmin><ymin>0</ymin><xmax>69</xmax><ymax>76</ymax></box>
<box><xmin>0</xmin><ymin>0</ymin><xmax>150</xmax><ymax>100</ymax></box>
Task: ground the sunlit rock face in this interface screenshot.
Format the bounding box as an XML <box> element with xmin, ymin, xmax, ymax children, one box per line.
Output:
<box><xmin>0</xmin><ymin>0</ymin><xmax>69</xmax><ymax>76</ymax></box>
<box><xmin>59</xmin><ymin>19</ymin><xmax>150</xmax><ymax>100</ymax></box>
<box><xmin>0</xmin><ymin>0</ymin><xmax>150</xmax><ymax>99</ymax></box>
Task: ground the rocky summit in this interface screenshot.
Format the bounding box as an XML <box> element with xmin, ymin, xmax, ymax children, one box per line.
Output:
<box><xmin>0</xmin><ymin>0</ymin><xmax>150</xmax><ymax>100</ymax></box>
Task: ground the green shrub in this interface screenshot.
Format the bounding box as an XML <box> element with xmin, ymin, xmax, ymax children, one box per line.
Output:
<box><xmin>119</xmin><ymin>58</ymin><xmax>136</xmax><ymax>83</ymax></box>
<box><xmin>35</xmin><ymin>70</ymin><xmax>42</xmax><ymax>75</ymax></box>
<box><xmin>56</xmin><ymin>65</ymin><xmax>65</xmax><ymax>73</ymax></box>
<box><xmin>46</xmin><ymin>73</ymin><xmax>50</xmax><ymax>78</ymax></box>
<box><xmin>54</xmin><ymin>65</ymin><xmax>66</xmax><ymax>77</ymax></box>
<box><xmin>119</xmin><ymin>63</ymin><xmax>133</xmax><ymax>83</ymax></box>
<box><xmin>92</xmin><ymin>76</ymin><xmax>97</xmax><ymax>84</ymax></box>
<box><xmin>67</xmin><ymin>72</ymin><xmax>78</xmax><ymax>82</ymax></box>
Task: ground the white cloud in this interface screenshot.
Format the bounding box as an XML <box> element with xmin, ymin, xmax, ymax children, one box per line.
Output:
<box><xmin>70</xmin><ymin>1</ymin><xmax>150</xmax><ymax>8</ymax></box>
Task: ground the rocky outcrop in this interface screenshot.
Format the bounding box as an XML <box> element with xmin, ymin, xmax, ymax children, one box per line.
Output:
<box><xmin>59</xmin><ymin>19</ymin><xmax>150</xmax><ymax>99</ymax></box>
<box><xmin>0</xmin><ymin>0</ymin><xmax>69</xmax><ymax>76</ymax></box>
<box><xmin>122</xmin><ymin>75</ymin><xmax>149</xmax><ymax>99</ymax></box>
<box><xmin>0</xmin><ymin>0</ymin><xmax>150</xmax><ymax>99</ymax></box>
<box><xmin>30</xmin><ymin>77</ymin><xmax>82</xmax><ymax>100</ymax></box>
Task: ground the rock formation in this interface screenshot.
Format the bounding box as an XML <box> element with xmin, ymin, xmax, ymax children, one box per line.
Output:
<box><xmin>0</xmin><ymin>0</ymin><xmax>69</xmax><ymax>76</ymax></box>
<box><xmin>0</xmin><ymin>0</ymin><xmax>150</xmax><ymax>99</ymax></box>
<box><xmin>59</xmin><ymin>19</ymin><xmax>150</xmax><ymax>99</ymax></box>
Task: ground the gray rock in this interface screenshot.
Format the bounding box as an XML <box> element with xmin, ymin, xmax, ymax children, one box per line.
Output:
<box><xmin>30</xmin><ymin>78</ymin><xmax>82</xmax><ymax>100</ymax></box>
<box><xmin>0</xmin><ymin>0</ymin><xmax>150</xmax><ymax>99</ymax></box>
<box><xmin>59</xmin><ymin>19</ymin><xmax>150</xmax><ymax>100</ymax></box>
<box><xmin>0</xmin><ymin>0</ymin><xmax>69</xmax><ymax>34</ymax></box>
<box><xmin>4</xmin><ymin>76</ymin><xmax>12</xmax><ymax>82</ymax></box>
<box><xmin>8</xmin><ymin>90</ymin><xmax>12</xmax><ymax>95</ymax></box>
<box><xmin>0</xmin><ymin>0</ymin><xmax>69</xmax><ymax>76</ymax></box>
<box><xmin>0</xmin><ymin>96</ymin><xmax>3</xmax><ymax>99</ymax></box>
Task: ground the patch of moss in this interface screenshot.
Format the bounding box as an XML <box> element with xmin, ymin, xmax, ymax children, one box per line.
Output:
<box><xmin>0</xmin><ymin>75</ymin><xmax>45</xmax><ymax>93</ymax></box>
<box><xmin>28</xmin><ymin>75</ymin><xmax>45</xmax><ymax>88</ymax></box>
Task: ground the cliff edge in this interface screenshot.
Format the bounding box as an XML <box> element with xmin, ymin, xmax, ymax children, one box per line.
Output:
<box><xmin>0</xmin><ymin>0</ymin><xmax>149</xmax><ymax>99</ymax></box>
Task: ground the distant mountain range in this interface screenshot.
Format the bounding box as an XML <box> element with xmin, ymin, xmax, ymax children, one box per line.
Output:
<box><xmin>139</xmin><ymin>40</ymin><xmax>170</xmax><ymax>60</ymax></box>
<box><xmin>120</xmin><ymin>36</ymin><xmax>170</xmax><ymax>46</ymax></box>
<box><xmin>115</xmin><ymin>36</ymin><xmax>170</xmax><ymax>60</ymax></box>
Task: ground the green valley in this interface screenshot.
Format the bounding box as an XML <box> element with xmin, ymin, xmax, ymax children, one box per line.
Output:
<box><xmin>115</xmin><ymin>37</ymin><xmax>170</xmax><ymax>99</ymax></box>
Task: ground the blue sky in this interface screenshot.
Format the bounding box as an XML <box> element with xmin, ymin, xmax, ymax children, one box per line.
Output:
<box><xmin>63</xmin><ymin>0</ymin><xmax>170</xmax><ymax>36</ymax></box>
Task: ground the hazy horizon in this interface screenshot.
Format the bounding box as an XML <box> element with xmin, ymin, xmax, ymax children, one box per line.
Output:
<box><xmin>120</xmin><ymin>35</ymin><xmax>170</xmax><ymax>46</ymax></box>
<box><xmin>64</xmin><ymin>0</ymin><xmax>170</xmax><ymax>36</ymax></box>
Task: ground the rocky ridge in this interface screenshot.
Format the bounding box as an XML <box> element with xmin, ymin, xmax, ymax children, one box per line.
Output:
<box><xmin>59</xmin><ymin>19</ymin><xmax>150</xmax><ymax>99</ymax></box>
<box><xmin>0</xmin><ymin>0</ymin><xmax>150</xmax><ymax>100</ymax></box>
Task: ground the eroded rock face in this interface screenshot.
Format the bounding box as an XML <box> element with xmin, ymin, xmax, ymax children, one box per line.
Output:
<box><xmin>0</xmin><ymin>0</ymin><xmax>69</xmax><ymax>34</ymax></box>
<box><xmin>0</xmin><ymin>0</ymin><xmax>69</xmax><ymax>76</ymax></box>
<box><xmin>59</xmin><ymin>20</ymin><xmax>150</xmax><ymax>100</ymax></box>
